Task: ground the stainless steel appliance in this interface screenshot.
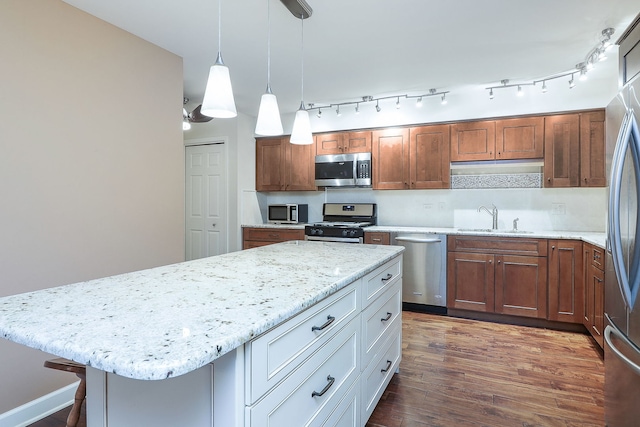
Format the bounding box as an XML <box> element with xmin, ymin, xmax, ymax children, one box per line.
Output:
<box><xmin>314</xmin><ymin>152</ymin><xmax>372</xmax><ymax>187</ymax></box>
<box><xmin>268</xmin><ymin>204</ymin><xmax>308</xmax><ymax>224</ymax></box>
<box><xmin>391</xmin><ymin>233</ymin><xmax>447</xmax><ymax>311</ymax></box>
<box><xmin>605</xmin><ymin>73</ymin><xmax>640</xmax><ymax>426</ymax></box>
<box><xmin>304</xmin><ymin>203</ymin><xmax>376</xmax><ymax>243</ymax></box>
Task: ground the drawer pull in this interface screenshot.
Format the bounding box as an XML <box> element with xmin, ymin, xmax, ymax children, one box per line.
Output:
<box><xmin>381</xmin><ymin>273</ymin><xmax>393</xmax><ymax>282</ymax></box>
<box><xmin>311</xmin><ymin>315</ymin><xmax>336</xmax><ymax>332</ymax></box>
<box><xmin>381</xmin><ymin>312</ymin><xmax>392</xmax><ymax>322</ymax></box>
<box><xmin>311</xmin><ymin>375</ymin><xmax>335</xmax><ymax>398</ymax></box>
<box><xmin>381</xmin><ymin>360</ymin><xmax>392</xmax><ymax>373</ymax></box>
<box><xmin>372</xmin><ymin>238</ymin><xmax>382</xmax><ymax>242</ymax></box>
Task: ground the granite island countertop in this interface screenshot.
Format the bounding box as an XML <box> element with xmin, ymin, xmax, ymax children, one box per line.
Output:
<box><xmin>0</xmin><ymin>241</ymin><xmax>403</xmax><ymax>381</ymax></box>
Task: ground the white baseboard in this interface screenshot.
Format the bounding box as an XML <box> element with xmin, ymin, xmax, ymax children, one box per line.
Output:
<box><xmin>0</xmin><ymin>381</ymin><xmax>78</xmax><ymax>427</ymax></box>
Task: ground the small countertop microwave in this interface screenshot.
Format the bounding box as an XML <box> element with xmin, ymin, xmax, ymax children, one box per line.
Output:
<box><xmin>315</xmin><ymin>152</ymin><xmax>372</xmax><ymax>187</ymax></box>
<box><xmin>268</xmin><ymin>204</ymin><xmax>308</xmax><ymax>224</ymax></box>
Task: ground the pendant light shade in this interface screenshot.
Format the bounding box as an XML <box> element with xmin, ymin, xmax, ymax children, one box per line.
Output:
<box><xmin>201</xmin><ymin>53</ymin><xmax>237</xmax><ymax>118</ymax></box>
<box><xmin>255</xmin><ymin>0</ymin><xmax>283</xmax><ymax>135</ymax></box>
<box><xmin>290</xmin><ymin>15</ymin><xmax>313</xmax><ymax>145</ymax></box>
<box><xmin>290</xmin><ymin>103</ymin><xmax>313</xmax><ymax>145</ymax></box>
<box><xmin>256</xmin><ymin>88</ymin><xmax>283</xmax><ymax>135</ymax></box>
<box><xmin>201</xmin><ymin>0</ymin><xmax>237</xmax><ymax>119</ymax></box>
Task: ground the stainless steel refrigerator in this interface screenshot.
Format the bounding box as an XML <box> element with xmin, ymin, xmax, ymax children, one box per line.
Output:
<box><xmin>605</xmin><ymin>74</ymin><xmax>640</xmax><ymax>427</ymax></box>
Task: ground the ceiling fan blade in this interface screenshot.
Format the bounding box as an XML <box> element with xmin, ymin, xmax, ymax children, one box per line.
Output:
<box><xmin>189</xmin><ymin>104</ymin><xmax>213</xmax><ymax>123</ymax></box>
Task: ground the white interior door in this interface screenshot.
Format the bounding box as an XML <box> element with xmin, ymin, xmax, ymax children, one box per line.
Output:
<box><xmin>185</xmin><ymin>143</ymin><xmax>227</xmax><ymax>260</ymax></box>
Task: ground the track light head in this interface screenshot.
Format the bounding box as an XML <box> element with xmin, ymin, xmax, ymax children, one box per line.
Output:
<box><xmin>396</xmin><ymin>97</ymin><xmax>401</xmax><ymax>109</ymax></box>
<box><xmin>336</xmin><ymin>105</ymin><xmax>341</xmax><ymax>116</ymax></box>
<box><xmin>489</xmin><ymin>89</ymin><xmax>494</xmax><ymax>99</ymax></box>
<box><xmin>416</xmin><ymin>97</ymin><xmax>423</xmax><ymax>107</ymax></box>
<box><xmin>517</xmin><ymin>86</ymin><xmax>523</xmax><ymax>97</ymax></box>
<box><xmin>316</xmin><ymin>108</ymin><xmax>322</xmax><ymax>118</ymax></box>
<box><xmin>441</xmin><ymin>93</ymin><xmax>447</xmax><ymax>104</ymax></box>
<box><xmin>355</xmin><ymin>103</ymin><xmax>360</xmax><ymax>114</ymax></box>
<box><xmin>375</xmin><ymin>100</ymin><xmax>381</xmax><ymax>112</ymax></box>
<box><xmin>569</xmin><ymin>75</ymin><xmax>576</xmax><ymax>88</ymax></box>
<box><xmin>542</xmin><ymin>81</ymin><xmax>548</xmax><ymax>93</ymax></box>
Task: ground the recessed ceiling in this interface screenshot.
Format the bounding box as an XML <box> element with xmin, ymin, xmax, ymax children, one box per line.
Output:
<box><xmin>62</xmin><ymin>0</ymin><xmax>639</xmax><ymax>116</ymax></box>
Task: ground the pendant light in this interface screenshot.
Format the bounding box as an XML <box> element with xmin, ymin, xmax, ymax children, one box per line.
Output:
<box><xmin>290</xmin><ymin>14</ymin><xmax>313</xmax><ymax>145</ymax></box>
<box><xmin>201</xmin><ymin>0</ymin><xmax>237</xmax><ymax>118</ymax></box>
<box><xmin>255</xmin><ymin>0</ymin><xmax>283</xmax><ymax>135</ymax></box>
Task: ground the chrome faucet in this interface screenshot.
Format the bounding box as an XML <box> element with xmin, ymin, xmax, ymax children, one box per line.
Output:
<box><xmin>478</xmin><ymin>204</ymin><xmax>498</xmax><ymax>230</ymax></box>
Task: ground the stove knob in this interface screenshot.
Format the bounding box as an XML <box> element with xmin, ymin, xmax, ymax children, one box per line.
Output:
<box><xmin>341</xmin><ymin>230</ymin><xmax>348</xmax><ymax>237</ymax></box>
<box><xmin>350</xmin><ymin>230</ymin><xmax>358</xmax><ymax>237</ymax></box>
<box><xmin>318</xmin><ymin>229</ymin><xmax>323</xmax><ymax>235</ymax></box>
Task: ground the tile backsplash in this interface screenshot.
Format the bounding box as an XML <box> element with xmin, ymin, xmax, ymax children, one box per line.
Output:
<box><xmin>256</xmin><ymin>187</ymin><xmax>606</xmax><ymax>232</ymax></box>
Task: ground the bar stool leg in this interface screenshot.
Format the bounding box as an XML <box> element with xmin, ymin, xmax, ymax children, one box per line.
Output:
<box><xmin>65</xmin><ymin>373</ymin><xmax>86</xmax><ymax>427</ymax></box>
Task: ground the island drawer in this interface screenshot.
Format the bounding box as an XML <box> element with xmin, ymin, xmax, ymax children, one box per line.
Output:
<box><xmin>361</xmin><ymin>280</ymin><xmax>402</xmax><ymax>368</ymax></box>
<box><xmin>245</xmin><ymin>282</ymin><xmax>360</xmax><ymax>404</ymax></box>
<box><xmin>362</xmin><ymin>256</ymin><xmax>402</xmax><ymax>307</ymax></box>
<box><xmin>246</xmin><ymin>316</ymin><xmax>360</xmax><ymax>427</ymax></box>
<box><xmin>361</xmin><ymin>322</ymin><xmax>402</xmax><ymax>422</ymax></box>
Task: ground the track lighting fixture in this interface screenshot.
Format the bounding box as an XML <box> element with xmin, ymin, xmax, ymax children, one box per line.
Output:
<box><xmin>517</xmin><ymin>85</ymin><xmax>523</xmax><ymax>97</ymax></box>
<box><xmin>309</xmin><ymin>89</ymin><xmax>449</xmax><ymax>118</ymax></box>
<box><xmin>485</xmin><ymin>27</ymin><xmax>613</xmax><ymax>99</ymax></box>
<box><xmin>336</xmin><ymin>105</ymin><xmax>341</xmax><ymax>116</ymax></box>
<box><xmin>316</xmin><ymin>108</ymin><xmax>322</xmax><ymax>118</ymax></box>
<box><xmin>201</xmin><ymin>0</ymin><xmax>237</xmax><ymax>118</ymax></box>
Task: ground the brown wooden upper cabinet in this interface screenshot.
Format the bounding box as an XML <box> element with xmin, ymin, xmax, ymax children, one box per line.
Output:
<box><xmin>256</xmin><ymin>136</ymin><xmax>317</xmax><ymax>191</ymax></box>
<box><xmin>372</xmin><ymin>126</ymin><xmax>449</xmax><ymax>190</ymax></box>
<box><xmin>495</xmin><ymin>117</ymin><xmax>545</xmax><ymax>159</ymax></box>
<box><xmin>316</xmin><ymin>131</ymin><xmax>372</xmax><ymax>155</ymax></box>
<box><xmin>544</xmin><ymin>110</ymin><xmax>605</xmax><ymax>188</ymax></box>
<box><xmin>450</xmin><ymin>120</ymin><xmax>496</xmax><ymax>161</ymax></box>
<box><xmin>409</xmin><ymin>124</ymin><xmax>450</xmax><ymax>189</ymax></box>
<box><xmin>372</xmin><ymin>128</ymin><xmax>410</xmax><ymax>189</ymax></box>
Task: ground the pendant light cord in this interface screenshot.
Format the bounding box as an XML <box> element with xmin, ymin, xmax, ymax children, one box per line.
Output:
<box><xmin>267</xmin><ymin>0</ymin><xmax>271</xmax><ymax>86</ymax></box>
<box><xmin>300</xmin><ymin>14</ymin><xmax>305</xmax><ymax>106</ymax></box>
<box><xmin>218</xmin><ymin>0</ymin><xmax>222</xmax><ymax>53</ymax></box>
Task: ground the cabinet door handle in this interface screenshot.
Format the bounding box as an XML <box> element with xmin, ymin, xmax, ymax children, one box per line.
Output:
<box><xmin>551</xmin><ymin>246</ymin><xmax>556</xmax><ymax>250</ymax></box>
<box><xmin>311</xmin><ymin>375</ymin><xmax>335</xmax><ymax>398</ymax></box>
<box><xmin>311</xmin><ymin>315</ymin><xmax>336</xmax><ymax>332</ymax></box>
<box><xmin>489</xmin><ymin>259</ymin><xmax>492</xmax><ymax>264</ymax></box>
<box><xmin>381</xmin><ymin>273</ymin><xmax>393</xmax><ymax>282</ymax></box>
<box><xmin>497</xmin><ymin>260</ymin><xmax>501</xmax><ymax>264</ymax></box>
<box><xmin>381</xmin><ymin>360</ymin><xmax>393</xmax><ymax>373</ymax></box>
<box><xmin>381</xmin><ymin>312</ymin><xmax>392</xmax><ymax>322</ymax></box>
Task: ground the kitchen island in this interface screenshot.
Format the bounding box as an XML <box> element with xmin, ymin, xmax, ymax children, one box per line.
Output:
<box><xmin>0</xmin><ymin>241</ymin><xmax>404</xmax><ymax>426</ymax></box>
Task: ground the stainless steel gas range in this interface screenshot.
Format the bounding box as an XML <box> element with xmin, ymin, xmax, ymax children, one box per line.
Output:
<box><xmin>304</xmin><ymin>203</ymin><xmax>376</xmax><ymax>243</ymax></box>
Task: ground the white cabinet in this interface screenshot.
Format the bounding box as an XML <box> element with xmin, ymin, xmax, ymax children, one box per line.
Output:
<box><xmin>245</xmin><ymin>255</ymin><xmax>403</xmax><ymax>427</ymax></box>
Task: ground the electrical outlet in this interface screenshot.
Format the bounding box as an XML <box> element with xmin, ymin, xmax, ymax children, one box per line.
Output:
<box><xmin>438</xmin><ymin>202</ymin><xmax>446</xmax><ymax>210</ymax></box>
<box><xmin>423</xmin><ymin>203</ymin><xmax>434</xmax><ymax>210</ymax></box>
<box><xmin>552</xmin><ymin>203</ymin><xmax>566</xmax><ymax>215</ymax></box>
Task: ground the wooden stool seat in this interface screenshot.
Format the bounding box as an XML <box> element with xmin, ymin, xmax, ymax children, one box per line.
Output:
<box><xmin>44</xmin><ymin>358</ymin><xmax>86</xmax><ymax>427</ymax></box>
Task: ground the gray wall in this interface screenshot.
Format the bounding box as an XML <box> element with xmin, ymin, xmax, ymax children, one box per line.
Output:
<box><xmin>0</xmin><ymin>0</ymin><xmax>184</xmax><ymax>412</ymax></box>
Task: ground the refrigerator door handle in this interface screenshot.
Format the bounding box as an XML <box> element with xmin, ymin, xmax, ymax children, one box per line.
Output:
<box><xmin>605</xmin><ymin>325</ymin><xmax>640</xmax><ymax>376</ymax></box>
<box><xmin>609</xmin><ymin>110</ymin><xmax>640</xmax><ymax>310</ymax></box>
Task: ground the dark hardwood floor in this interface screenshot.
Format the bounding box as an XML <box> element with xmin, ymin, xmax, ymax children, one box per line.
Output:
<box><xmin>367</xmin><ymin>311</ymin><xmax>605</xmax><ymax>427</ymax></box>
<box><xmin>30</xmin><ymin>312</ymin><xmax>604</xmax><ymax>427</ymax></box>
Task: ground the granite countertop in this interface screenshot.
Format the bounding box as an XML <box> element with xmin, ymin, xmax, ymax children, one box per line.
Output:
<box><xmin>0</xmin><ymin>241</ymin><xmax>403</xmax><ymax>381</ymax></box>
<box><xmin>242</xmin><ymin>223</ymin><xmax>606</xmax><ymax>249</ymax></box>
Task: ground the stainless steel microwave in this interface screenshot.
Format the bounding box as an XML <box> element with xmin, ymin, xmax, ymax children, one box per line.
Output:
<box><xmin>267</xmin><ymin>204</ymin><xmax>308</xmax><ymax>224</ymax></box>
<box><xmin>315</xmin><ymin>152</ymin><xmax>372</xmax><ymax>187</ymax></box>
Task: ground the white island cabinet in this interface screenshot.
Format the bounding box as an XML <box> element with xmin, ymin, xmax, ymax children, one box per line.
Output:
<box><xmin>0</xmin><ymin>241</ymin><xmax>403</xmax><ymax>427</ymax></box>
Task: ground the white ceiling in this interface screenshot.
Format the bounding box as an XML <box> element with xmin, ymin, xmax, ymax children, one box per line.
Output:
<box><xmin>62</xmin><ymin>0</ymin><xmax>639</xmax><ymax>117</ymax></box>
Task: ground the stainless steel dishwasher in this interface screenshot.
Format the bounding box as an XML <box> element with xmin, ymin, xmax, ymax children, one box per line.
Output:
<box><xmin>391</xmin><ymin>233</ymin><xmax>447</xmax><ymax>312</ymax></box>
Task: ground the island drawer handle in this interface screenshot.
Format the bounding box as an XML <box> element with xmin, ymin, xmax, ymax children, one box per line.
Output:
<box><xmin>381</xmin><ymin>312</ymin><xmax>392</xmax><ymax>322</ymax></box>
<box><xmin>311</xmin><ymin>375</ymin><xmax>335</xmax><ymax>397</ymax></box>
<box><xmin>381</xmin><ymin>360</ymin><xmax>392</xmax><ymax>373</ymax></box>
<box><xmin>381</xmin><ymin>273</ymin><xmax>393</xmax><ymax>282</ymax></box>
<box><xmin>311</xmin><ymin>315</ymin><xmax>336</xmax><ymax>332</ymax></box>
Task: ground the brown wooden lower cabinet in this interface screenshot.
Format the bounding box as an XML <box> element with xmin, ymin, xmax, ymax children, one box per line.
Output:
<box><xmin>447</xmin><ymin>236</ymin><xmax>548</xmax><ymax>319</ymax></box>
<box><xmin>364</xmin><ymin>231</ymin><xmax>391</xmax><ymax>245</ymax></box>
<box><xmin>547</xmin><ymin>240</ymin><xmax>584</xmax><ymax>323</ymax></box>
<box><xmin>242</xmin><ymin>227</ymin><xmax>305</xmax><ymax>250</ymax></box>
<box><xmin>583</xmin><ymin>243</ymin><xmax>605</xmax><ymax>347</ymax></box>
